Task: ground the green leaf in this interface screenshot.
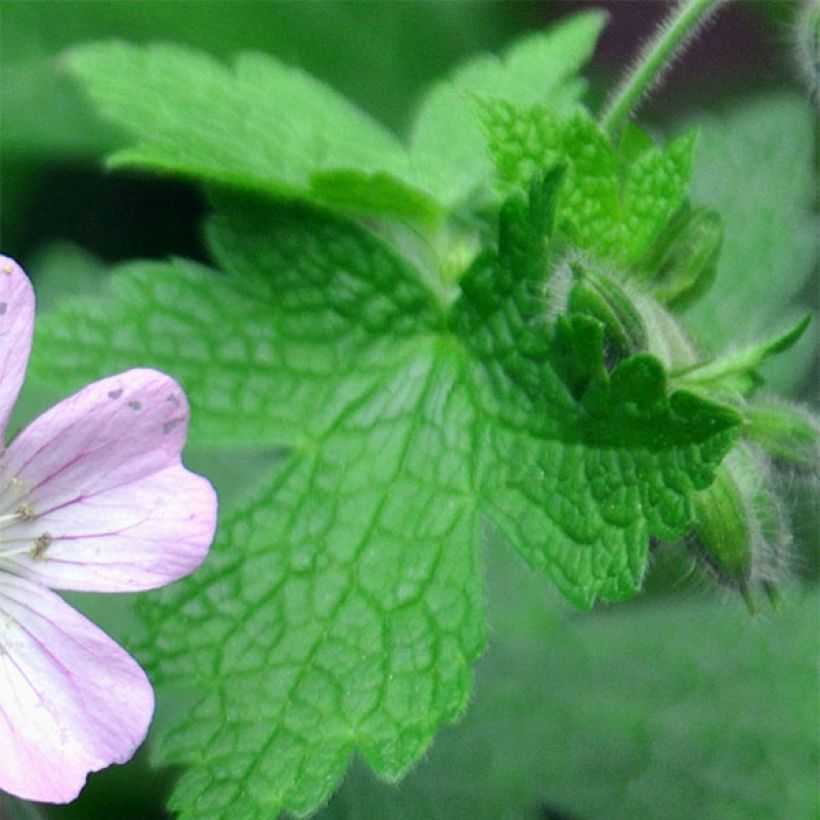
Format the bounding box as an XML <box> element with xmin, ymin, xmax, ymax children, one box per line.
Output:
<box><xmin>620</xmin><ymin>129</ymin><xmax>697</xmax><ymax>262</ymax></box>
<box><xmin>317</xmin><ymin>548</ymin><xmax>820</xmax><ymax>820</ymax></box>
<box><xmin>451</xmin><ymin>173</ymin><xmax>740</xmax><ymax>607</ymax></box>
<box><xmin>409</xmin><ymin>10</ymin><xmax>607</xmax><ymax>207</ymax></box>
<box><xmin>31</xmin><ymin>201</ymin><xmax>441</xmax><ymax>448</ymax></box>
<box><xmin>0</xmin><ymin>1</ymin><xmax>537</xmax><ymax>159</ymax></box>
<box><xmin>479</xmin><ymin>102</ymin><xmax>623</xmax><ymax>256</ymax></box>
<box><xmin>140</xmin><ymin>344</ymin><xmax>484</xmax><ymax>818</ymax></box>
<box><xmin>680</xmin><ymin>94</ymin><xmax>817</xmax><ymax>391</ymax></box>
<box><xmin>64</xmin><ymin>13</ymin><xmax>606</xmax><ymax>222</ymax></box>
<box><xmin>32</xmin><ymin>176</ymin><xmax>739</xmax><ymax>817</ymax></box>
<box><xmin>64</xmin><ymin>42</ymin><xmax>439</xmax><ymax>222</ymax></box>
<box><xmin>479</xmin><ymin>103</ymin><xmax>696</xmax><ymax>263</ymax></box>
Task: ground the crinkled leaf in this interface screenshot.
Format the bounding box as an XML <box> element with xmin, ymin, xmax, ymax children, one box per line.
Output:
<box><xmin>479</xmin><ymin>100</ymin><xmax>623</xmax><ymax>256</ymax></box>
<box><xmin>452</xmin><ymin>174</ymin><xmax>739</xmax><ymax>605</ymax></box>
<box><xmin>479</xmin><ymin>102</ymin><xmax>696</xmax><ymax>263</ymax></box>
<box><xmin>32</xmin><ymin>175</ymin><xmax>740</xmax><ymax>817</ymax></box>
<box><xmin>620</xmin><ymin>130</ymin><xmax>697</xmax><ymax>262</ymax></box>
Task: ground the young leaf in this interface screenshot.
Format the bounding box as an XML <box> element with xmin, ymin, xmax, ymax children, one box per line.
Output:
<box><xmin>620</xmin><ymin>129</ymin><xmax>697</xmax><ymax>262</ymax></box>
<box><xmin>479</xmin><ymin>103</ymin><xmax>696</xmax><ymax>263</ymax></box>
<box><xmin>409</xmin><ymin>10</ymin><xmax>607</xmax><ymax>207</ymax></box>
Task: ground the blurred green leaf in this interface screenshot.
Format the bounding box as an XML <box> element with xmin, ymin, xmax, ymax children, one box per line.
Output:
<box><xmin>0</xmin><ymin>0</ymin><xmax>534</xmax><ymax>158</ymax></box>
<box><xmin>680</xmin><ymin>94</ymin><xmax>817</xmax><ymax>393</ymax></box>
<box><xmin>64</xmin><ymin>13</ymin><xmax>606</xmax><ymax>221</ymax></box>
<box><xmin>65</xmin><ymin>42</ymin><xmax>438</xmax><ymax>221</ymax></box>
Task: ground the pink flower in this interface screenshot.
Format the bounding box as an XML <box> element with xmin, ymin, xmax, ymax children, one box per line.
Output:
<box><xmin>0</xmin><ymin>255</ymin><xmax>217</xmax><ymax>803</ymax></box>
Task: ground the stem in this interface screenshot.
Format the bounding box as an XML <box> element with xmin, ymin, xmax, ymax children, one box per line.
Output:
<box><xmin>600</xmin><ymin>0</ymin><xmax>725</xmax><ymax>136</ymax></box>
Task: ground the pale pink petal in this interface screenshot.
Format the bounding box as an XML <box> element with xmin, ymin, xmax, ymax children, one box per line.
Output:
<box><xmin>0</xmin><ymin>256</ymin><xmax>35</xmax><ymax>444</ymax></box>
<box><xmin>0</xmin><ymin>369</ymin><xmax>217</xmax><ymax>592</ymax></box>
<box><xmin>0</xmin><ymin>574</ymin><xmax>153</xmax><ymax>803</ymax></box>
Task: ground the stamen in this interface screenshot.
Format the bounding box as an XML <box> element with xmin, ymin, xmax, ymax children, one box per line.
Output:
<box><xmin>0</xmin><ymin>504</ymin><xmax>37</xmax><ymax>532</ymax></box>
<box><xmin>0</xmin><ymin>534</ymin><xmax>56</xmax><ymax>561</ymax></box>
<box><xmin>16</xmin><ymin>505</ymin><xmax>34</xmax><ymax>521</ymax></box>
<box><xmin>31</xmin><ymin>533</ymin><xmax>52</xmax><ymax>560</ymax></box>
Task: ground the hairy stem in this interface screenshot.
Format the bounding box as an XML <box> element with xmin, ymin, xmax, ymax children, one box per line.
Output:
<box><xmin>600</xmin><ymin>0</ymin><xmax>726</xmax><ymax>136</ymax></box>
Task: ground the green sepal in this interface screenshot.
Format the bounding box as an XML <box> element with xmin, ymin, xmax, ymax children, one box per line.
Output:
<box><xmin>567</xmin><ymin>263</ymin><xmax>647</xmax><ymax>366</ymax></box>
<box><xmin>550</xmin><ymin>313</ymin><xmax>607</xmax><ymax>399</ymax></box>
<box><xmin>673</xmin><ymin>314</ymin><xmax>812</xmax><ymax>396</ymax></box>
<box><xmin>689</xmin><ymin>444</ymin><xmax>791</xmax><ymax>612</ymax></box>
<box><xmin>635</xmin><ymin>202</ymin><xmax>723</xmax><ymax>309</ymax></box>
<box><xmin>744</xmin><ymin>402</ymin><xmax>819</xmax><ymax>469</ymax></box>
<box><xmin>691</xmin><ymin>456</ymin><xmax>755</xmax><ymax>589</ymax></box>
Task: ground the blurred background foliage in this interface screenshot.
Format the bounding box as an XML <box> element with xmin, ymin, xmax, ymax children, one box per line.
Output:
<box><xmin>0</xmin><ymin>2</ymin><xmax>816</xmax><ymax>819</ymax></box>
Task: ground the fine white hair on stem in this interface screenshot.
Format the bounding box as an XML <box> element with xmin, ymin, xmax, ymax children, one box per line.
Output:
<box><xmin>601</xmin><ymin>0</ymin><xmax>730</xmax><ymax>136</ymax></box>
<box><xmin>793</xmin><ymin>0</ymin><xmax>820</xmax><ymax>107</ymax></box>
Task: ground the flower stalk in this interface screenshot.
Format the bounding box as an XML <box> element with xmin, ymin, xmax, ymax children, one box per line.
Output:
<box><xmin>600</xmin><ymin>0</ymin><xmax>726</xmax><ymax>136</ymax></box>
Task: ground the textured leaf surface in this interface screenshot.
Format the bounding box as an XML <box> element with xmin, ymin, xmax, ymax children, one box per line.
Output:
<box><xmin>31</xmin><ymin>174</ymin><xmax>742</xmax><ymax>816</ymax></box>
<box><xmin>479</xmin><ymin>101</ymin><xmax>695</xmax><ymax>263</ymax></box>
<box><xmin>318</xmin><ymin>549</ymin><xmax>820</xmax><ymax>820</ymax></box>
<box><xmin>31</xmin><ymin>201</ymin><xmax>439</xmax><ymax>448</ymax></box>
<box><xmin>142</xmin><ymin>345</ymin><xmax>483</xmax><ymax>818</ymax></box>
<box><xmin>451</xmin><ymin>175</ymin><xmax>739</xmax><ymax>605</ymax></box>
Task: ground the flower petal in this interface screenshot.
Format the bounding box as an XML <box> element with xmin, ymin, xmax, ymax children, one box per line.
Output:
<box><xmin>0</xmin><ymin>574</ymin><xmax>153</xmax><ymax>803</ymax></box>
<box><xmin>0</xmin><ymin>369</ymin><xmax>217</xmax><ymax>592</ymax></box>
<box><xmin>0</xmin><ymin>256</ymin><xmax>35</xmax><ymax>445</ymax></box>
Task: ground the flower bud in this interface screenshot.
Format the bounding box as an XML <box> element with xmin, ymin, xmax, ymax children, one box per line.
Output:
<box><xmin>567</xmin><ymin>263</ymin><xmax>647</xmax><ymax>368</ymax></box>
<box><xmin>637</xmin><ymin>204</ymin><xmax>723</xmax><ymax>310</ymax></box>
<box><xmin>689</xmin><ymin>445</ymin><xmax>789</xmax><ymax>611</ymax></box>
<box><xmin>745</xmin><ymin>401</ymin><xmax>820</xmax><ymax>471</ymax></box>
